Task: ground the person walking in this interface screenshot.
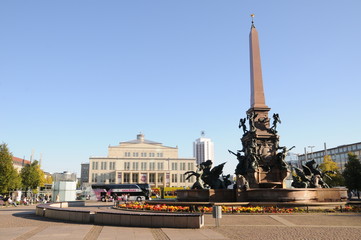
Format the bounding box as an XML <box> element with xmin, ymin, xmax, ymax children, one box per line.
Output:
<box><xmin>8</xmin><ymin>197</ymin><xmax>17</xmax><ymax>207</ymax></box>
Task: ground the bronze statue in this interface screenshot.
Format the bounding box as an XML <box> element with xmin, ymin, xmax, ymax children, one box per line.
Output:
<box><xmin>184</xmin><ymin>160</ymin><xmax>228</xmax><ymax>189</ymax></box>
<box><xmin>271</xmin><ymin>113</ymin><xmax>281</xmax><ymax>131</ymax></box>
<box><xmin>291</xmin><ymin>160</ymin><xmax>331</xmax><ymax>188</ymax></box>
<box><xmin>238</xmin><ymin>118</ymin><xmax>248</xmax><ymax>134</ymax></box>
<box><xmin>247</xmin><ymin>112</ymin><xmax>258</xmax><ymax>132</ymax></box>
<box><xmin>228</xmin><ymin>150</ymin><xmax>247</xmax><ymax>175</ymax></box>
<box><xmin>184</xmin><ymin>167</ymin><xmax>203</xmax><ymax>189</ymax></box>
<box><xmin>276</xmin><ymin>146</ymin><xmax>295</xmax><ymax>169</ymax></box>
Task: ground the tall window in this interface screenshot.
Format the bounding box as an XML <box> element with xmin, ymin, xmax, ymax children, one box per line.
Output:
<box><xmin>149</xmin><ymin>153</ymin><xmax>155</xmax><ymax>157</ymax></box>
<box><xmin>157</xmin><ymin>162</ymin><xmax>164</xmax><ymax>170</ymax></box>
<box><xmin>92</xmin><ymin>173</ymin><xmax>97</xmax><ymax>182</ymax></box>
<box><xmin>171</xmin><ymin>174</ymin><xmax>178</xmax><ymax>183</ymax></box>
<box><xmin>109</xmin><ymin>162</ymin><xmax>116</xmax><ymax>170</ymax></box>
<box><xmin>188</xmin><ymin>162</ymin><xmax>194</xmax><ymax>171</ymax></box>
<box><xmin>141</xmin><ymin>162</ymin><xmax>147</xmax><ymax>170</ymax></box>
<box><xmin>124</xmin><ymin>162</ymin><xmax>130</xmax><ymax>170</ymax></box>
<box><xmin>123</xmin><ymin>173</ymin><xmax>130</xmax><ymax>183</ymax></box>
<box><xmin>149</xmin><ymin>162</ymin><xmax>155</xmax><ymax>170</ymax></box>
<box><xmin>133</xmin><ymin>152</ymin><xmax>139</xmax><ymax>157</ymax></box>
<box><xmin>132</xmin><ymin>162</ymin><xmax>139</xmax><ymax>170</ymax></box>
<box><xmin>180</xmin><ymin>162</ymin><xmax>186</xmax><ymax>171</ymax></box>
<box><xmin>149</xmin><ymin>173</ymin><xmax>156</xmax><ymax>183</ymax></box>
<box><xmin>157</xmin><ymin>153</ymin><xmax>163</xmax><ymax>157</ymax></box>
<box><xmin>110</xmin><ymin>172</ymin><xmax>115</xmax><ymax>183</ymax></box>
<box><xmin>132</xmin><ymin>173</ymin><xmax>139</xmax><ymax>183</ymax></box>
<box><xmin>158</xmin><ymin>173</ymin><xmax>164</xmax><ymax>183</ymax></box>
<box><xmin>180</xmin><ymin>174</ymin><xmax>186</xmax><ymax>183</ymax></box>
<box><xmin>141</xmin><ymin>152</ymin><xmax>147</xmax><ymax>157</ymax></box>
<box><xmin>171</xmin><ymin>162</ymin><xmax>178</xmax><ymax>170</ymax></box>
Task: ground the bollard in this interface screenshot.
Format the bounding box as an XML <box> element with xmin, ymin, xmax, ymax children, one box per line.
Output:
<box><xmin>212</xmin><ymin>206</ymin><xmax>222</xmax><ymax>227</ymax></box>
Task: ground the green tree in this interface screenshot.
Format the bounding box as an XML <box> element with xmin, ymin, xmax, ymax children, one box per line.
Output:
<box><xmin>319</xmin><ymin>155</ymin><xmax>344</xmax><ymax>187</ymax></box>
<box><xmin>342</xmin><ymin>152</ymin><xmax>361</xmax><ymax>198</ymax></box>
<box><xmin>20</xmin><ymin>160</ymin><xmax>44</xmax><ymax>192</ymax></box>
<box><xmin>0</xmin><ymin>143</ymin><xmax>21</xmax><ymax>193</ymax></box>
<box><xmin>44</xmin><ymin>174</ymin><xmax>53</xmax><ymax>185</ymax></box>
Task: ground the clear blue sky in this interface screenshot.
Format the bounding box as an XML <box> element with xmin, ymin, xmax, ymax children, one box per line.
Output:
<box><xmin>1</xmin><ymin>1</ymin><xmax>360</xmax><ymax>176</ymax></box>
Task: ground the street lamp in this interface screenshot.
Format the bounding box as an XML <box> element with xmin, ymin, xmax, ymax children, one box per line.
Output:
<box><xmin>308</xmin><ymin>146</ymin><xmax>315</xmax><ymax>160</ymax></box>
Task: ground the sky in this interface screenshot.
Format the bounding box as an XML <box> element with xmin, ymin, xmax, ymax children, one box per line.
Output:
<box><xmin>1</xmin><ymin>1</ymin><xmax>360</xmax><ymax>176</ymax></box>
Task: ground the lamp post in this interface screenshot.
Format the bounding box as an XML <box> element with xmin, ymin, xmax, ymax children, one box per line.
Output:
<box><xmin>308</xmin><ymin>146</ymin><xmax>315</xmax><ymax>160</ymax></box>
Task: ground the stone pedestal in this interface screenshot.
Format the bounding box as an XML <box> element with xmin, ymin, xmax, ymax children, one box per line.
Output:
<box><xmin>236</xmin><ymin>187</ymin><xmax>348</xmax><ymax>203</ymax></box>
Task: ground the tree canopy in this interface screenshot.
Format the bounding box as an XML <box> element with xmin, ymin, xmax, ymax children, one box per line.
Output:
<box><xmin>342</xmin><ymin>152</ymin><xmax>361</xmax><ymax>192</ymax></box>
<box><xmin>319</xmin><ymin>155</ymin><xmax>344</xmax><ymax>187</ymax></box>
<box><xmin>20</xmin><ymin>160</ymin><xmax>45</xmax><ymax>192</ymax></box>
<box><xmin>0</xmin><ymin>143</ymin><xmax>21</xmax><ymax>193</ymax></box>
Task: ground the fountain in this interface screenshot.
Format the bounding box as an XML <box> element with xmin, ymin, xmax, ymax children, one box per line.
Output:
<box><xmin>177</xmin><ymin>15</ymin><xmax>347</xmax><ymax>205</ymax></box>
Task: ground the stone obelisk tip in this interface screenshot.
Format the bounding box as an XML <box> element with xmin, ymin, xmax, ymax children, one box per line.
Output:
<box><xmin>249</xmin><ymin>16</ymin><xmax>268</xmax><ymax>109</ymax></box>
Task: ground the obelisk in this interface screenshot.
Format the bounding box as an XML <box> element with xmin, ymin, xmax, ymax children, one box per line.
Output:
<box><xmin>239</xmin><ymin>15</ymin><xmax>288</xmax><ymax>188</ymax></box>
<box><xmin>249</xmin><ymin>15</ymin><xmax>268</xmax><ymax>109</ymax></box>
<box><xmin>246</xmin><ymin>15</ymin><xmax>271</xmax><ymax>137</ymax></box>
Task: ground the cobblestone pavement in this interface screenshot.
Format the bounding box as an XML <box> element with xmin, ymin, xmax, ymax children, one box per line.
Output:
<box><xmin>1</xmin><ymin>204</ymin><xmax>361</xmax><ymax>240</ymax></box>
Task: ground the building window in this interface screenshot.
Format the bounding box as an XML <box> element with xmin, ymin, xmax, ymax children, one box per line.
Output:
<box><xmin>149</xmin><ymin>173</ymin><xmax>156</xmax><ymax>183</ymax></box>
<box><xmin>132</xmin><ymin>162</ymin><xmax>139</xmax><ymax>170</ymax></box>
<box><xmin>110</xmin><ymin>162</ymin><xmax>116</xmax><ymax>170</ymax></box>
<box><xmin>124</xmin><ymin>162</ymin><xmax>130</xmax><ymax>170</ymax></box>
<box><xmin>123</xmin><ymin>173</ymin><xmax>130</xmax><ymax>183</ymax></box>
<box><xmin>157</xmin><ymin>153</ymin><xmax>163</xmax><ymax>158</ymax></box>
<box><xmin>149</xmin><ymin>162</ymin><xmax>155</xmax><ymax>170</ymax></box>
<box><xmin>188</xmin><ymin>162</ymin><xmax>194</xmax><ymax>171</ymax></box>
<box><xmin>158</xmin><ymin>173</ymin><xmax>164</xmax><ymax>183</ymax></box>
<box><xmin>110</xmin><ymin>172</ymin><xmax>115</xmax><ymax>183</ymax></box>
<box><xmin>180</xmin><ymin>162</ymin><xmax>186</xmax><ymax>171</ymax></box>
<box><xmin>141</xmin><ymin>162</ymin><xmax>147</xmax><ymax>170</ymax></box>
<box><xmin>172</xmin><ymin>162</ymin><xmax>178</xmax><ymax>170</ymax></box>
<box><xmin>149</xmin><ymin>153</ymin><xmax>155</xmax><ymax>157</ymax></box>
<box><xmin>141</xmin><ymin>152</ymin><xmax>147</xmax><ymax>157</ymax></box>
<box><xmin>180</xmin><ymin>174</ymin><xmax>185</xmax><ymax>183</ymax></box>
<box><xmin>124</xmin><ymin>152</ymin><xmax>131</xmax><ymax>157</ymax></box>
<box><xmin>132</xmin><ymin>173</ymin><xmax>139</xmax><ymax>183</ymax></box>
<box><xmin>171</xmin><ymin>174</ymin><xmax>178</xmax><ymax>183</ymax></box>
<box><xmin>157</xmin><ymin>162</ymin><xmax>164</xmax><ymax>170</ymax></box>
<box><xmin>133</xmin><ymin>152</ymin><xmax>139</xmax><ymax>157</ymax></box>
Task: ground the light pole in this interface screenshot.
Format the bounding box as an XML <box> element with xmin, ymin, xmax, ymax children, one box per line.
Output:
<box><xmin>308</xmin><ymin>146</ymin><xmax>315</xmax><ymax>160</ymax></box>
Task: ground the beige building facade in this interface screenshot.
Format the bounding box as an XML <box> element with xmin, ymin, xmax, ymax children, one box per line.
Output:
<box><xmin>89</xmin><ymin>134</ymin><xmax>196</xmax><ymax>188</ymax></box>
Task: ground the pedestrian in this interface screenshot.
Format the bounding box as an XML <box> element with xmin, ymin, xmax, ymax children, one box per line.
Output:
<box><xmin>8</xmin><ymin>197</ymin><xmax>17</xmax><ymax>207</ymax></box>
<box><xmin>23</xmin><ymin>197</ymin><xmax>28</xmax><ymax>206</ymax></box>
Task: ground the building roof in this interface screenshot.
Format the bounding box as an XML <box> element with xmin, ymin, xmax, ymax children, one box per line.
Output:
<box><xmin>12</xmin><ymin>156</ymin><xmax>31</xmax><ymax>166</ymax></box>
<box><xmin>120</xmin><ymin>133</ymin><xmax>162</xmax><ymax>145</ymax></box>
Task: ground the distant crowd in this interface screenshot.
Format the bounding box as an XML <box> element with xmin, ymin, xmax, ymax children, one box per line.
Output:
<box><xmin>0</xmin><ymin>194</ymin><xmax>52</xmax><ymax>207</ymax></box>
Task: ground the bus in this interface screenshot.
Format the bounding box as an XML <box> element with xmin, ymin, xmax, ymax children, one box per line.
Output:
<box><xmin>91</xmin><ymin>184</ymin><xmax>151</xmax><ymax>202</ymax></box>
<box><xmin>163</xmin><ymin>187</ymin><xmax>186</xmax><ymax>199</ymax></box>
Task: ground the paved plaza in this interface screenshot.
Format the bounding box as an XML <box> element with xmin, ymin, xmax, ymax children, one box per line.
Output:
<box><xmin>1</xmin><ymin>203</ymin><xmax>361</xmax><ymax>240</ymax></box>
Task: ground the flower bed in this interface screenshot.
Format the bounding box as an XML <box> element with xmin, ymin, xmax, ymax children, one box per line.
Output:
<box><xmin>117</xmin><ymin>202</ymin><xmax>361</xmax><ymax>214</ymax></box>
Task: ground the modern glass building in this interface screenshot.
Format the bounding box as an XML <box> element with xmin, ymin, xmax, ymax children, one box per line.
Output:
<box><xmin>297</xmin><ymin>142</ymin><xmax>361</xmax><ymax>171</ymax></box>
